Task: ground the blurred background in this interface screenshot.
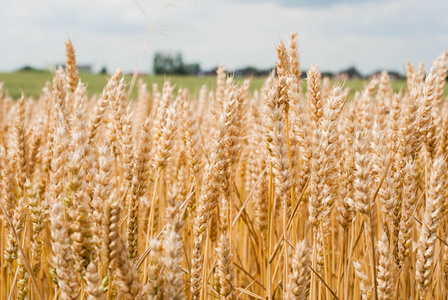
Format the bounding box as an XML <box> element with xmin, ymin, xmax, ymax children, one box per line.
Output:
<box><xmin>0</xmin><ymin>0</ymin><xmax>447</xmax><ymax>98</ymax></box>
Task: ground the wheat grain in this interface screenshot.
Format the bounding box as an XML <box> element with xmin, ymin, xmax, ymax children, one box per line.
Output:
<box><xmin>1</xmin><ymin>35</ymin><xmax>448</xmax><ymax>300</ymax></box>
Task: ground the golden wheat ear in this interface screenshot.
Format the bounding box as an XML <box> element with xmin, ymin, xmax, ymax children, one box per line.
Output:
<box><xmin>65</xmin><ymin>38</ymin><xmax>79</xmax><ymax>93</ymax></box>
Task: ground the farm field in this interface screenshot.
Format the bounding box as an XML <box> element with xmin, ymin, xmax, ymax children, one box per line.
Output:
<box><xmin>1</xmin><ymin>34</ymin><xmax>448</xmax><ymax>300</ymax></box>
<box><xmin>0</xmin><ymin>71</ymin><xmax>419</xmax><ymax>100</ymax></box>
<box><xmin>4</xmin><ymin>0</ymin><xmax>448</xmax><ymax>298</ymax></box>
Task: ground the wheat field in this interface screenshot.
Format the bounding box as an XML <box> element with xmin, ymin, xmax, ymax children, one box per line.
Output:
<box><xmin>0</xmin><ymin>32</ymin><xmax>447</xmax><ymax>300</ymax></box>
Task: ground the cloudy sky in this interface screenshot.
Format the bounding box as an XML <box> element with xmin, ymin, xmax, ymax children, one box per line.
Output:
<box><xmin>1</xmin><ymin>0</ymin><xmax>447</xmax><ymax>75</ymax></box>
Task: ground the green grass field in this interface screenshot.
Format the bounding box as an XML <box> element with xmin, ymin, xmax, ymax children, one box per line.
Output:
<box><xmin>0</xmin><ymin>71</ymin><xmax>426</xmax><ymax>100</ymax></box>
<box><xmin>0</xmin><ymin>71</ymin><xmax>241</xmax><ymax>99</ymax></box>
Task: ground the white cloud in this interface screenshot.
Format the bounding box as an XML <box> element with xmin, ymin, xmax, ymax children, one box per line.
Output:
<box><xmin>0</xmin><ymin>0</ymin><xmax>447</xmax><ymax>74</ymax></box>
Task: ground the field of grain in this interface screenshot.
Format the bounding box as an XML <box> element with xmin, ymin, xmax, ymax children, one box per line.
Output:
<box><xmin>0</xmin><ymin>72</ymin><xmax>267</xmax><ymax>100</ymax></box>
<box><xmin>0</xmin><ymin>70</ymin><xmax>415</xmax><ymax>101</ymax></box>
<box><xmin>0</xmin><ymin>33</ymin><xmax>447</xmax><ymax>300</ymax></box>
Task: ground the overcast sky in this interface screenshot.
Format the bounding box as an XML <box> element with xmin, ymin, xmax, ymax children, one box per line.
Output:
<box><xmin>1</xmin><ymin>0</ymin><xmax>447</xmax><ymax>75</ymax></box>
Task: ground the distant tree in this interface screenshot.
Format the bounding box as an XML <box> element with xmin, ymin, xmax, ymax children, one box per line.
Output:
<box><xmin>173</xmin><ymin>52</ymin><xmax>186</xmax><ymax>74</ymax></box>
<box><xmin>17</xmin><ymin>65</ymin><xmax>41</xmax><ymax>72</ymax></box>
<box><xmin>154</xmin><ymin>52</ymin><xmax>174</xmax><ymax>75</ymax></box>
<box><xmin>322</xmin><ymin>71</ymin><xmax>334</xmax><ymax>78</ymax></box>
<box><xmin>153</xmin><ymin>51</ymin><xmax>200</xmax><ymax>75</ymax></box>
<box><xmin>184</xmin><ymin>63</ymin><xmax>201</xmax><ymax>75</ymax></box>
<box><xmin>343</xmin><ymin>66</ymin><xmax>362</xmax><ymax>78</ymax></box>
<box><xmin>99</xmin><ymin>66</ymin><xmax>108</xmax><ymax>75</ymax></box>
<box><xmin>241</xmin><ymin>66</ymin><xmax>259</xmax><ymax>76</ymax></box>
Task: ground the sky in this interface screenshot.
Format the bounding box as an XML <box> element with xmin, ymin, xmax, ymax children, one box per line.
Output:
<box><xmin>0</xmin><ymin>0</ymin><xmax>447</xmax><ymax>75</ymax></box>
